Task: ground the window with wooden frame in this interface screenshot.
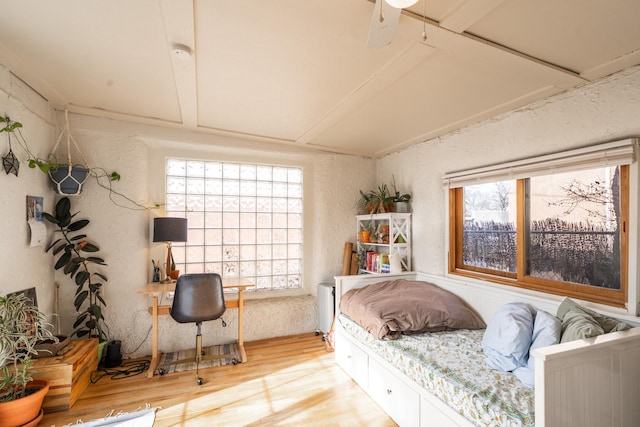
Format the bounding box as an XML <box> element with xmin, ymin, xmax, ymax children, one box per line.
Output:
<box><xmin>446</xmin><ymin>139</ymin><xmax>636</xmax><ymax>308</ymax></box>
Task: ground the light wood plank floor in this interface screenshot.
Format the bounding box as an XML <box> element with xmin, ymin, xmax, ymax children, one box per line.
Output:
<box><xmin>41</xmin><ymin>333</ymin><xmax>397</xmax><ymax>426</ymax></box>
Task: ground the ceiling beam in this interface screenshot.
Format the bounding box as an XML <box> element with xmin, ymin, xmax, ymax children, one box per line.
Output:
<box><xmin>439</xmin><ymin>0</ymin><xmax>508</xmax><ymax>33</ymax></box>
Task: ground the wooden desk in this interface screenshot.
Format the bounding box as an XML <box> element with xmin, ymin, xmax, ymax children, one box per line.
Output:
<box><xmin>138</xmin><ymin>277</ymin><xmax>254</xmax><ymax>378</ymax></box>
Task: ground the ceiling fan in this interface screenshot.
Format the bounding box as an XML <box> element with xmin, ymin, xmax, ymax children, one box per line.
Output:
<box><xmin>367</xmin><ymin>0</ymin><xmax>419</xmax><ymax>48</ymax></box>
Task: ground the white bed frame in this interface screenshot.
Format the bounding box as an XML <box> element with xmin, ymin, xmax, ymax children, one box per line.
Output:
<box><xmin>334</xmin><ymin>272</ymin><xmax>640</xmax><ymax>427</ymax></box>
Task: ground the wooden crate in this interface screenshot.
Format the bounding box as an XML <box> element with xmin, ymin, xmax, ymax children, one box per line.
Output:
<box><xmin>31</xmin><ymin>338</ymin><xmax>98</xmax><ymax>413</ymax></box>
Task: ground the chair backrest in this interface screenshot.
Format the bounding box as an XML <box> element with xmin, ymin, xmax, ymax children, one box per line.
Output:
<box><xmin>171</xmin><ymin>273</ymin><xmax>226</xmax><ymax>323</ymax></box>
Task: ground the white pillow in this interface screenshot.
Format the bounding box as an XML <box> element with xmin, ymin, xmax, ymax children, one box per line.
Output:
<box><xmin>481</xmin><ymin>302</ymin><xmax>534</xmax><ymax>372</ymax></box>
<box><xmin>513</xmin><ymin>310</ymin><xmax>561</xmax><ymax>388</ymax></box>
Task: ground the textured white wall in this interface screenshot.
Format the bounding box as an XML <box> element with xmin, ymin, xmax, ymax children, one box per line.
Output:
<box><xmin>378</xmin><ymin>65</ymin><xmax>640</xmax><ymax>309</ymax></box>
<box><xmin>0</xmin><ymin>65</ymin><xmax>57</xmax><ymax>324</ymax></box>
<box><xmin>7</xmin><ymin>109</ymin><xmax>375</xmax><ymax>358</ymax></box>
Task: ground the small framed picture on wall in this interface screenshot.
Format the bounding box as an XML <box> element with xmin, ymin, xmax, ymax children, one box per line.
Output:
<box><xmin>26</xmin><ymin>195</ymin><xmax>43</xmax><ymax>222</ymax></box>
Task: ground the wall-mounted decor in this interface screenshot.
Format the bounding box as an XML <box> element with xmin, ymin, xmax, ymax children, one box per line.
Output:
<box><xmin>26</xmin><ymin>195</ymin><xmax>43</xmax><ymax>222</ymax></box>
<box><xmin>1</xmin><ymin>115</ymin><xmax>20</xmax><ymax>176</ymax></box>
<box><xmin>27</xmin><ymin>195</ymin><xmax>46</xmax><ymax>247</ymax></box>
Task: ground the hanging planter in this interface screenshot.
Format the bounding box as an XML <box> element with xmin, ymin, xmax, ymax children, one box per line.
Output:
<box><xmin>2</xmin><ymin>148</ymin><xmax>19</xmax><ymax>176</ymax></box>
<box><xmin>48</xmin><ymin>164</ymin><xmax>90</xmax><ymax>195</ymax></box>
<box><xmin>45</xmin><ymin>109</ymin><xmax>92</xmax><ymax>195</ymax></box>
<box><xmin>1</xmin><ymin>116</ymin><xmax>20</xmax><ymax>176</ymax></box>
<box><xmin>2</xmin><ymin>111</ymin><xmax>156</xmax><ymax>210</ymax></box>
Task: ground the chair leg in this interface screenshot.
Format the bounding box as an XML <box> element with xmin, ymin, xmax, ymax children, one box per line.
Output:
<box><xmin>195</xmin><ymin>322</ymin><xmax>204</xmax><ymax>385</ymax></box>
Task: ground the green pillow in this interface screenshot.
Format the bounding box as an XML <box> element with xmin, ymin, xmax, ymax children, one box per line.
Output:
<box><xmin>557</xmin><ymin>297</ymin><xmax>630</xmax><ymax>343</ymax></box>
<box><xmin>560</xmin><ymin>309</ymin><xmax>604</xmax><ymax>342</ymax></box>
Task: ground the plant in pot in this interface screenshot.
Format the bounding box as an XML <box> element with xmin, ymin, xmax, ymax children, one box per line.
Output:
<box><xmin>356</xmin><ymin>183</ymin><xmax>395</xmax><ymax>214</ymax></box>
<box><xmin>0</xmin><ymin>115</ymin><xmax>153</xmax><ymax>210</ymax></box>
<box><xmin>43</xmin><ymin>197</ymin><xmax>110</xmax><ymax>361</ymax></box>
<box><xmin>391</xmin><ymin>176</ymin><xmax>412</xmax><ymax>213</ymax></box>
<box><xmin>0</xmin><ymin>292</ymin><xmax>57</xmax><ymax>426</ymax></box>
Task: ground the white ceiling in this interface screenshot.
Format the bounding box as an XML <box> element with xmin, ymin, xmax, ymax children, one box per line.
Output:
<box><xmin>0</xmin><ymin>0</ymin><xmax>639</xmax><ymax>158</ymax></box>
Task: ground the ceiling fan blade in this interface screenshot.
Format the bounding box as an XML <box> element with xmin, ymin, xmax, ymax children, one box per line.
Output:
<box><xmin>367</xmin><ymin>0</ymin><xmax>402</xmax><ymax>49</ymax></box>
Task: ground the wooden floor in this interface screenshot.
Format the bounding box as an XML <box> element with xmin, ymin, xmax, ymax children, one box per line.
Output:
<box><xmin>41</xmin><ymin>333</ymin><xmax>397</xmax><ymax>426</ymax></box>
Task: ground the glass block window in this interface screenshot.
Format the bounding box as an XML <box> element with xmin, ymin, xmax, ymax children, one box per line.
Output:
<box><xmin>165</xmin><ymin>159</ymin><xmax>303</xmax><ymax>291</ymax></box>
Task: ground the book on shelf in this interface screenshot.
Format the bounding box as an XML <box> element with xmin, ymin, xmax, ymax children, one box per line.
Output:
<box><xmin>363</xmin><ymin>251</ymin><xmax>392</xmax><ymax>273</ymax></box>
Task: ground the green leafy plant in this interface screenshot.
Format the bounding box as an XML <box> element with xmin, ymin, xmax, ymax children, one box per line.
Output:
<box><xmin>1</xmin><ymin>115</ymin><xmax>61</xmax><ymax>173</ymax></box>
<box><xmin>356</xmin><ymin>183</ymin><xmax>394</xmax><ymax>214</ymax></box>
<box><xmin>1</xmin><ymin>115</ymin><xmax>154</xmax><ymax>210</ymax></box>
<box><xmin>391</xmin><ymin>175</ymin><xmax>411</xmax><ymax>203</ymax></box>
<box><xmin>44</xmin><ymin>197</ymin><xmax>109</xmax><ymax>342</ymax></box>
<box><xmin>0</xmin><ymin>293</ymin><xmax>56</xmax><ymax>402</ymax></box>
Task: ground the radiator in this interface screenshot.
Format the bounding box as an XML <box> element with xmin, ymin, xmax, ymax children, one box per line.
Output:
<box><xmin>317</xmin><ymin>282</ymin><xmax>335</xmax><ymax>335</ymax></box>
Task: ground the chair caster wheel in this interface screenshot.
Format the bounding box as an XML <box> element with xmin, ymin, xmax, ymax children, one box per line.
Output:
<box><xmin>158</xmin><ymin>368</ymin><xmax>166</xmax><ymax>376</ymax></box>
<box><xmin>232</xmin><ymin>358</ymin><xmax>238</xmax><ymax>365</ymax></box>
<box><xmin>315</xmin><ymin>331</ymin><xmax>320</xmax><ymax>336</ymax></box>
<box><xmin>197</xmin><ymin>377</ymin><xmax>204</xmax><ymax>385</ymax></box>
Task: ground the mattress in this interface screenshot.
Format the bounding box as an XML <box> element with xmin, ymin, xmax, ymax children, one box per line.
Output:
<box><xmin>338</xmin><ymin>314</ymin><xmax>535</xmax><ymax>427</ymax></box>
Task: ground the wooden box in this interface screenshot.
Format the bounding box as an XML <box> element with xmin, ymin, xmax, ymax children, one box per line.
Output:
<box><xmin>31</xmin><ymin>338</ymin><xmax>98</xmax><ymax>413</ymax></box>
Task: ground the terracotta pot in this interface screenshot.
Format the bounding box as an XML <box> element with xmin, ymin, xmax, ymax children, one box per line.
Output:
<box><xmin>0</xmin><ymin>379</ymin><xmax>49</xmax><ymax>427</ymax></box>
<box><xmin>358</xmin><ymin>230</ymin><xmax>371</xmax><ymax>243</ymax></box>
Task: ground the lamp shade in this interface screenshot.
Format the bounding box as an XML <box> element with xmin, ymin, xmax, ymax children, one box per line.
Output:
<box><xmin>385</xmin><ymin>0</ymin><xmax>418</xmax><ymax>8</ymax></box>
<box><xmin>153</xmin><ymin>217</ymin><xmax>188</xmax><ymax>242</ymax></box>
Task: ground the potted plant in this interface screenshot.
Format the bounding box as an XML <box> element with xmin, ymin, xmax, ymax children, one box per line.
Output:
<box><xmin>0</xmin><ymin>293</ymin><xmax>56</xmax><ymax>426</ymax></box>
<box><xmin>356</xmin><ymin>189</ymin><xmax>376</xmax><ymax>215</ymax></box>
<box><xmin>356</xmin><ymin>183</ymin><xmax>394</xmax><ymax>214</ymax></box>
<box><xmin>391</xmin><ymin>176</ymin><xmax>412</xmax><ymax>213</ymax></box>
<box><xmin>0</xmin><ymin>115</ymin><xmax>152</xmax><ymax>210</ymax></box>
<box><xmin>43</xmin><ymin>197</ymin><xmax>110</xmax><ymax>356</ymax></box>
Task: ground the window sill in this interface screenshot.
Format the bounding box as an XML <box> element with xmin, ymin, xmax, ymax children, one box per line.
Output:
<box><xmin>447</xmin><ymin>268</ymin><xmax>627</xmax><ymax>309</ymax></box>
<box><xmin>446</xmin><ymin>272</ymin><xmax>640</xmax><ymax>324</ymax></box>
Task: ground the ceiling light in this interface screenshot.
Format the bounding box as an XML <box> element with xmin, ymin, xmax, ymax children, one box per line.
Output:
<box><xmin>385</xmin><ymin>0</ymin><xmax>418</xmax><ymax>8</ymax></box>
<box><xmin>172</xmin><ymin>43</ymin><xmax>192</xmax><ymax>60</ymax></box>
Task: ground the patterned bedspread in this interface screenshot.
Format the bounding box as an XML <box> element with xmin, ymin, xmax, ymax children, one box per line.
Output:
<box><xmin>338</xmin><ymin>314</ymin><xmax>535</xmax><ymax>427</ymax></box>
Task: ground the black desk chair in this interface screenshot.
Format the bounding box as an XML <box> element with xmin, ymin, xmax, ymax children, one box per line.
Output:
<box><xmin>162</xmin><ymin>273</ymin><xmax>231</xmax><ymax>385</ymax></box>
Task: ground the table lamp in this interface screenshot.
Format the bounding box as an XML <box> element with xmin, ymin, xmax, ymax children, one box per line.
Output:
<box><xmin>153</xmin><ymin>217</ymin><xmax>188</xmax><ymax>282</ymax></box>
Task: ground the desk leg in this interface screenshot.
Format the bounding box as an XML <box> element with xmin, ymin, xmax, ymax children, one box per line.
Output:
<box><xmin>148</xmin><ymin>294</ymin><xmax>159</xmax><ymax>378</ymax></box>
<box><xmin>237</xmin><ymin>289</ymin><xmax>247</xmax><ymax>363</ymax></box>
